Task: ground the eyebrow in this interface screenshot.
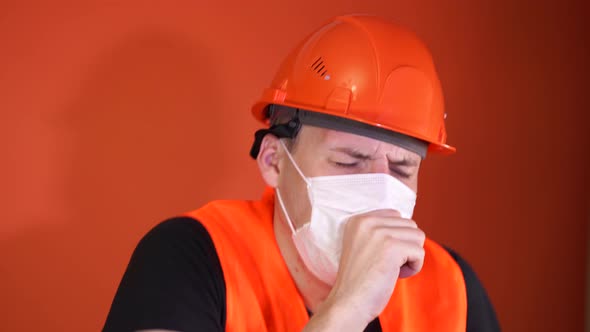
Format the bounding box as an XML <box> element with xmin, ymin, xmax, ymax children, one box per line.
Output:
<box><xmin>329</xmin><ymin>147</ymin><xmax>372</xmax><ymax>160</ymax></box>
<box><xmin>329</xmin><ymin>147</ymin><xmax>419</xmax><ymax>167</ymax></box>
<box><xmin>388</xmin><ymin>157</ymin><xmax>419</xmax><ymax>167</ymax></box>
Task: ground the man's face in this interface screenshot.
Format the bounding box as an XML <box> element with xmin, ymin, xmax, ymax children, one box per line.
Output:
<box><xmin>276</xmin><ymin>125</ymin><xmax>422</xmax><ymax>230</ymax></box>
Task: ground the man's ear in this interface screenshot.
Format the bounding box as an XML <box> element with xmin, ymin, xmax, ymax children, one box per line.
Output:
<box><xmin>256</xmin><ymin>134</ymin><xmax>281</xmax><ymax>187</ymax></box>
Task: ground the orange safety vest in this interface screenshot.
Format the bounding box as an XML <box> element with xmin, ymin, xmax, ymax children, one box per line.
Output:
<box><xmin>185</xmin><ymin>188</ymin><xmax>467</xmax><ymax>332</ymax></box>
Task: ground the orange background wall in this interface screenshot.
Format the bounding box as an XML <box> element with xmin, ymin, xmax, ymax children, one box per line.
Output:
<box><xmin>1</xmin><ymin>1</ymin><xmax>588</xmax><ymax>331</ymax></box>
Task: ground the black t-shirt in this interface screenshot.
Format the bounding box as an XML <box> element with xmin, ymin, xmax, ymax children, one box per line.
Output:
<box><xmin>103</xmin><ymin>217</ymin><xmax>500</xmax><ymax>332</ymax></box>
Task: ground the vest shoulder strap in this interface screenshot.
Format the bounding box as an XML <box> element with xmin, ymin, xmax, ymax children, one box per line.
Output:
<box><xmin>185</xmin><ymin>190</ymin><xmax>309</xmax><ymax>332</ymax></box>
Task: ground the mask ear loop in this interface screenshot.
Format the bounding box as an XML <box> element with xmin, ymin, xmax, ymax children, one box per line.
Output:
<box><xmin>276</xmin><ymin>139</ymin><xmax>315</xmax><ymax>234</ymax></box>
<box><xmin>275</xmin><ymin>188</ymin><xmax>297</xmax><ymax>234</ymax></box>
<box><xmin>278</xmin><ymin>139</ymin><xmax>309</xmax><ymax>184</ymax></box>
<box><xmin>278</xmin><ymin>138</ymin><xmax>316</xmax><ymax>205</ymax></box>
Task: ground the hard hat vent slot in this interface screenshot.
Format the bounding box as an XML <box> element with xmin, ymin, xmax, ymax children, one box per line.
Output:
<box><xmin>311</xmin><ymin>57</ymin><xmax>328</xmax><ymax>77</ymax></box>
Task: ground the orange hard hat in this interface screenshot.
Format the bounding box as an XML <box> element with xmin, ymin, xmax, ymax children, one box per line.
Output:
<box><xmin>251</xmin><ymin>14</ymin><xmax>455</xmax><ymax>156</ymax></box>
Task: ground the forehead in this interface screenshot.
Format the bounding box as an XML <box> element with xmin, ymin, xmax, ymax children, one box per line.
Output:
<box><xmin>298</xmin><ymin>125</ymin><xmax>421</xmax><ymax>161</ymax></box>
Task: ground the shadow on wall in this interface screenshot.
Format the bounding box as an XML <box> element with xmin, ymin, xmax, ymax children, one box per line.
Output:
<box><xmin>0</xmin><ymin>30</ymin><xmax>233</xmax><ymax>331</ymax></box>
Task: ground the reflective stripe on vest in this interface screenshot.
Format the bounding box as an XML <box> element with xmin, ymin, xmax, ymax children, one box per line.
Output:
<box><xmin>186</xmin><ymin>188</ymin><xmax>467</xmax><ymax>332</ymax></box>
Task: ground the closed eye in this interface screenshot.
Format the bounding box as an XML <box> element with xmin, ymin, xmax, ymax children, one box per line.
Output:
<box><xmin>333</xmin><ymin>161</ymin><xmax>359</xmax><ymax>168</ymax></box>
<box><xmin>390</xmin><ymin>166</ymin><xmax>413</xmax><ymax>179</ymax></box>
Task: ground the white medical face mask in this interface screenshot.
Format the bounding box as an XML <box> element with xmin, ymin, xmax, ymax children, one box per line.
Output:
<box><xmin>275</xmin><ymin>139</ymin><xmax>417</xmax><ymax>286</ymax></box>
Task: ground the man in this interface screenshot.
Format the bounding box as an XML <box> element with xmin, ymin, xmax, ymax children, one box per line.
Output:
<box><xmin>103</xmin><ymin>14</ymin><xmax>500</xmax><ymax>332</ymax></box>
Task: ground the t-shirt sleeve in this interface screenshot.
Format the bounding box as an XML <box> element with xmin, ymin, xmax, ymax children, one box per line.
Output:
<box><xmin>102</xmin><ymin>217</ymin><xmax>226</xmax><ymax>332</ymax></box>
<box><xmin>445</xmin><ymin>247</ymin><xmax>501</xmax><ymax>332</ymax></box>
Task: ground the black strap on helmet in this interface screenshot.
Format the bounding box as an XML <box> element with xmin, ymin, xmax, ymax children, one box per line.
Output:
<box><xmin>249</xmin><ymin>112</ymin><xmax>302</xmax><ymax>158</ymax></box>
<box><xmin>249</xmin><ymin>105</ymin><xmax>428</xmax><ymax>159</ymax></box>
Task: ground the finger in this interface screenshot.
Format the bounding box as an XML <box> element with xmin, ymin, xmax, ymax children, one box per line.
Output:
<box><xmin>377</xmin><ymin>226</ymin><xmax>425</xmax><ymax>245</ymax></box>
<box><xmin>357</xmin><ymin>209</ymin><xmax>402</xmax><ymax>219</ymax></box>
<box><xmin>367</xmin><ymin>216</ymin><xmax>419</xmax><ymax>229</ymax></box>
<box><xmin>393</xmin><ymin>241</ymin><xmax>425</xmax><ymax>278</ymax></box>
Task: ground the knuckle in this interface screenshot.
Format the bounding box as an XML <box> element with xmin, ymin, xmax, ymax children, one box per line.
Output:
<box><xmin>417</xmin><ymin>247</ymin><xmax>426</xmax><ymax>260</ymax></box>
<box><xmin>382</xmin><ymin>233</ymin><xmax>398</xmax><ymax>247</ymax></box>
<box><xmin>345</xmin><ymin>215</ymin><xmax>362</xmax><ymax>230</ymax></box>
<box><xmin>385</xmin><ymin>209</ymin><xmax>402</xmax><ymax>218</ymax></box>
<box><xmin>357</xmin><ymin>217</ymin><xmax>375</xmax><ymax>233</ymax></box>
<box><xmin>416</xmin><ymin>229</ymin><xmax>426</xmax><ymax>243</ymax></box>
